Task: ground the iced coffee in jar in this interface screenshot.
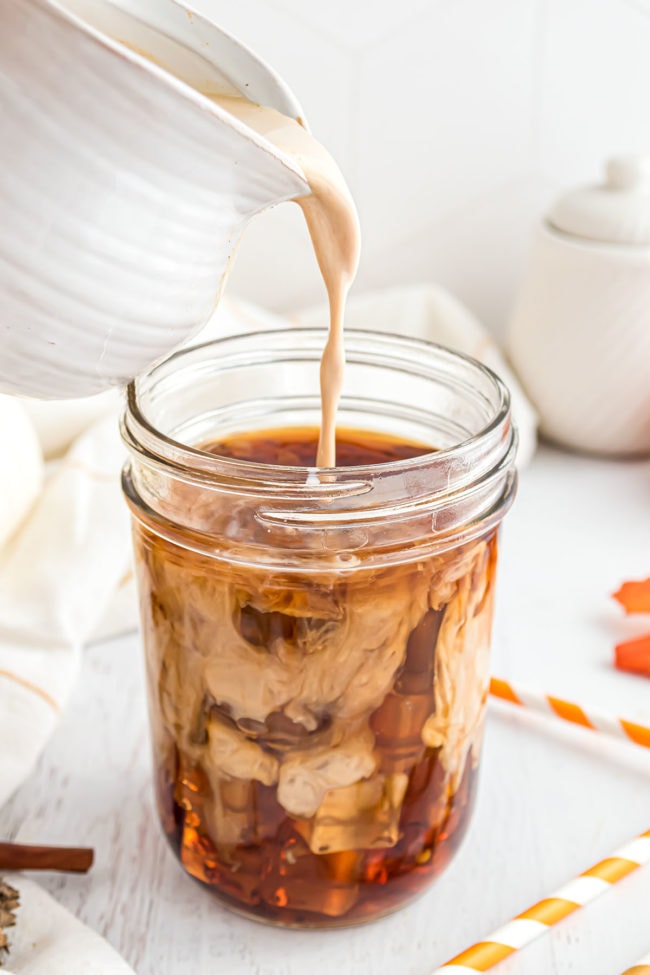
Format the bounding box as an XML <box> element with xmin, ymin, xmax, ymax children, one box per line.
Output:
<box><xmin>121</xmin><ymin>328</ymin><xmax>517</xmax><ymax>926</ymax></box>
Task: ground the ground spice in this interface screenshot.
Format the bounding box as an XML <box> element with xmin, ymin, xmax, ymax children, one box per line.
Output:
<box><xmin>0</xmin><ymin>880</ymin><xmax>19</xmax><ymax>964</ymax></box>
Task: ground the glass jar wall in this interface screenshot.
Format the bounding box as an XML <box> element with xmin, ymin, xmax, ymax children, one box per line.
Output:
<box><xmin>122</xmin><ymin>329</ymin><xmax>517</xmax><ymax>927</ymax></box>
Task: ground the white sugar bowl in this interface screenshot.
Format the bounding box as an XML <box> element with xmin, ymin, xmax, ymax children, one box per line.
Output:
<box><xmin>508</xmin><ymin>156</ymin><xmax>650</xmax><ymax>456</ymax></box>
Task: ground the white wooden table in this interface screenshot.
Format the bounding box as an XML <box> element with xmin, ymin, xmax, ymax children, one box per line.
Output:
<box><xmin>2</xmin><ymin>445</ymin><xmax>650</xmax><ymax>975</ymax></box>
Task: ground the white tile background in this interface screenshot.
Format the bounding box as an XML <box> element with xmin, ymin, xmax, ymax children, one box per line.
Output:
<box><xmin>190</xmin><ymin>0</ymin><xmax>650</xmax><ymax>341</ymax></box>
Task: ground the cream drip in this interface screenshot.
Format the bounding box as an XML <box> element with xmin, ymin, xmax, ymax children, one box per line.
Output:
<box><xmin>208</xmin><ymin>95</ymin><xmax>360</xmax><ymax>467</ymax></box>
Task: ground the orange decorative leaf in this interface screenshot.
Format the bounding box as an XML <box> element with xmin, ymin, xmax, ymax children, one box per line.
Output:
<box><xmin>615</xmin><ymin>635</ymin><xmax>650</xmax><ymax>678</ymax></box>
<box><xmin>613</xmin><ymin>579</ymin><xmax>650</xmax><ymax>615</ymax></box>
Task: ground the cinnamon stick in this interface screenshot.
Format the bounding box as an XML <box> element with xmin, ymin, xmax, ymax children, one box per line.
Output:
<box><xmin>0</xmin><ymin>843</ymin><xmax>94</xmax><ymax>873</ymax></box>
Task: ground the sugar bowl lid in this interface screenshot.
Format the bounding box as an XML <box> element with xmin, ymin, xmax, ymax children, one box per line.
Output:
<box><xmin>548</xmin><ymin>155</ymin><xmax>650</xmax><ymax>245</ymax></box>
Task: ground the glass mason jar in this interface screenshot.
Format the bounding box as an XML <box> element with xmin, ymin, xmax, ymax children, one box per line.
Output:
<box><xmin>121</xmin><ymin>328</ymin><xmax>517</xmax><ymax>927</ymax></box>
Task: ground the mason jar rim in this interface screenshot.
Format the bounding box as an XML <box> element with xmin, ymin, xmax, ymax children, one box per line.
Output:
<box><xmin>121</xmin><ymin>327</ymin><xmax>517</xmax><ymax>563</ymax></box>
<box><xmin>122</xmin><ymin>326</ymin><xmax>512</xmax><ymax>483</ymax></box>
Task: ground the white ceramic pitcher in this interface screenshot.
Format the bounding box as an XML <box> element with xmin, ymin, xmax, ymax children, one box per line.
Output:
<box><xmin>0</xmin><ymin>0</ymin><xmax>310</xmax><ymax>398</ymax></box>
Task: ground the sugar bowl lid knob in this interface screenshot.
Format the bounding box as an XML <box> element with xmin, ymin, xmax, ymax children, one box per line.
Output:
<box><xmin>606</xmin><ymin>154</ymin><xmax>650</xmax><ymax>190</ymax></box>
<box><xmin>548</xmin><ymin>154</ymin><xmax>650</xmax><ymax>245</ymax></box>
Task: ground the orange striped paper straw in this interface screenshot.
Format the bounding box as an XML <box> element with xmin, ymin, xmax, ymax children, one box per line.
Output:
<box><xmin>431</xmin><ymin>829</ymin><xmax>650</xmax><ymax>973</ymax></box>
<box><xmin>621</xmin><ymin>952</ymin><xmax>650</xmax><ymax>975</ymax></box>
<box><xmin>489</xmin><ymin>677</ymin><xmax>650</xmax><ymax>750</ymax></box>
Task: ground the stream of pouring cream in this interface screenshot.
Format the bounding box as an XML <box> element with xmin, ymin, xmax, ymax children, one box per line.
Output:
<box><xmin>116</xmin><ymin>36</ymin><xmax>359</xmax><ymax>467</ymax></box>
<box><xmin>209</xmin><ymin>96</ymin><xmax>361</xmax><ymax>468</ymax></box>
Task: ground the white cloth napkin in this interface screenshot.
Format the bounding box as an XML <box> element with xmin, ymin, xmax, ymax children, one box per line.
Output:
<box><xmin>0</xmin><ymin>415</ymin><xmax>133</xmax><ymax>973</ymax></box>
<box><xmin>0</xmin><ymin>398</ymin><xmax>43</xmax><ymax>551</ymax></box>
<box><xmin>0</xmin><ymin>286</ymin><xmax>537</xmax><ymax>971</ymax></box>
<box><xmin>2</xmin><ymin>877</ymin><xmax>133</xmax><ymax>975</ymax></box>
<box><xmin>0</xmin><ymin>415</ymin><xmax>130</xmax><ymax>809</ymax></box>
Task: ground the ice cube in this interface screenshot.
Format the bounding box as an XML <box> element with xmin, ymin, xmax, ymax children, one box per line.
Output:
<box><xmin>371</xmin><ymin>690</ymin><xmax>433</xmax><ymax>775</ymax></box>
<box><xmin>277</xmin><ymin>721</ymin><xmax>376</xmax><ymax>818</ymax></box>
<box><xmin>261</xmin><ymin>833</ymin><xmax>360</xmax><ymax>918</ymax></box>
<box><xmin>306</xmin><ymin>773</ymin><xmax>409</xmax><ymax>855</ymax></box>
<box><xmin>395</xmin><ymin>608</ymin><xmax>445</xmax><ymax>695</ymax></box>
